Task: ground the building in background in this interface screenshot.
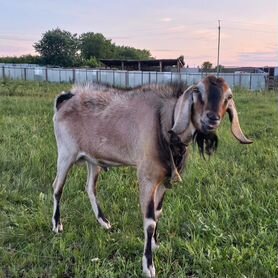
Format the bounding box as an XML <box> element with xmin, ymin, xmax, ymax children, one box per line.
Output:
<box><xmin>100</xmin><ymin>57</ymin><xmax>185</xmax><ymax>72</ymax></box>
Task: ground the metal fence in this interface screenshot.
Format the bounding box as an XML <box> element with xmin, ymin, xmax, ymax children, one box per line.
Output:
<box><xmin>0</xmin><ymin>65</ymin><xmax>268</xmax><ymax>91</ymax></box>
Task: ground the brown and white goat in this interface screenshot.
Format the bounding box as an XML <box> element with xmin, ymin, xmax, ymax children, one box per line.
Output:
<box><xmin>52</xmin><ymin>75</ymin><xmax>252</xmax><ymax>278</ymax></box>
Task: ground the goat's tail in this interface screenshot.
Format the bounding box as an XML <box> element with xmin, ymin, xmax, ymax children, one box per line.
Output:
<box><xmin>54</xmin><ymin>91</ymin><xmax>75</xmax><ymax>111</ymax></box>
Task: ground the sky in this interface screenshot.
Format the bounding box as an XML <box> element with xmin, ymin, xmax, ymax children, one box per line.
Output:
<box><xmin>0</xmin><ymin>0</ymin><xmax>277</xmax><ymax>67</ymax></box>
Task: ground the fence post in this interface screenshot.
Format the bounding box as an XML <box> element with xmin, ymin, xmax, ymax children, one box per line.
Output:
<box><xmin>72</xmin><ymin>68</ymin><xmax>76</xmax><ymax>83</ymax></box>
<box><xmin>113</xmin><ymin>70</ymin><xmax>115</xmax><ymax>86</ymax></box>
<box><xmin>125</xmin><ymin>71</ymin><xmax>129</xmax><ymax>88</ymax></box>
<box><xmin>24</xmin><ymin>68</ymin><xmax>27</xmax><ymax>81</ymax></box>
<box><xmin>86</xmin><ymin>69</ymin><xmax>88</xmax><ymax>82</ymax></box>
<box><xmin>45</xmin><ymin>67</ymin><xmax>48</xmax><ymax>82</ymax></box>
<box><xmin>249</xmin><ymin>73</ymin><xmax>252</xmax><ymax>90</ymax></box>
<box><xmin>2</xmin><ymin>66</ymin><xmax>5</xmax><ymax>79</ymax></box>
<box><xmin>233</xmin><ymin>73</ymin><xmax>235</xmax><ymax>88</ymax></box>
<box><xmin>148</xmin><ymin>71</ymin><xmax>151</xmax><ymax>84</ymax></box>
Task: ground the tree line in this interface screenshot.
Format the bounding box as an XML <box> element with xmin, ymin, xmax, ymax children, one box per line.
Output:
<box><xmin>0</xmin><ymin>28</ymin><xmax>153</xmax><ymax>67</ymax></box>
<box><xmin>0</xmin><ymin>28</ymin><xmax>221</xmax><ymax>71</ymax></box>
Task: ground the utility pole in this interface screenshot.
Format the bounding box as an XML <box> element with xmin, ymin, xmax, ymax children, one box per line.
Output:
<box><xmin>217</xmin><ymin>20</ymin><xmax>221</xmax><ymax>76</ymax></box>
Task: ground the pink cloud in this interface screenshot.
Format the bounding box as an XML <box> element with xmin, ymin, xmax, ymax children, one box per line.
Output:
<box><xmin>160</xmin><ymin>17</ymin><xmax>173</xmax><ymax>22</ymax></box>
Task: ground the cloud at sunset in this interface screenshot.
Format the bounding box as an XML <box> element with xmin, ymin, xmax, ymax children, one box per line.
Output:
<box><xmin>160</xmin><ymin>17</ymin><xmax>173</xmax><ymax>22</ymax></box>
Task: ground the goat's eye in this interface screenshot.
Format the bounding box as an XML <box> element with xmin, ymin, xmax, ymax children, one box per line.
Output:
<box><xmin>193</xmin><ymin>87</ymin><xmax>199</xmax><ymax>93</ymax></box>
<box><xmin>227</xmin><ymin>94</ymin><xmax>233</xmax><ymax>100</ymax></box>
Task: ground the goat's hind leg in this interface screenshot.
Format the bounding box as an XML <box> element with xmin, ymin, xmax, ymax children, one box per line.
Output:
<box><xmin>52</xmin><ymin>154</ymin><xmax>73</xmax><ymax>233</ymax></box>
<box><xmin>86</xmin><ymin>162</ymin><xmax>111</xmax><ymax>229</ymax></box>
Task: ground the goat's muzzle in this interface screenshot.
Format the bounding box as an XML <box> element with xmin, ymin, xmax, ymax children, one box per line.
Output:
<box><xmin>201</xmin><ymin>111</ymin><xmax>221</xmax><ymax>134</ymax></box>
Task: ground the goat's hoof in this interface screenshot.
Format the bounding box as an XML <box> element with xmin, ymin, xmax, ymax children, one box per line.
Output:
<box><xmin>143</xmin><ymin>257</ymin><xmax>156</xmax><ymax>278</ymax></box>
<box><xmin>52</xmin><ymin>223</ymin><xmax>63</xmax><ymax>233</ymax></box>
<box><xmin>98</xmin><ymin>218</ymin><xmax>111</xmax><ymax>230</ymax></box>
<box><xmin>143</xmin><ymin>266</ymin><xmax>156</xmax><ymax>278</ymax></box>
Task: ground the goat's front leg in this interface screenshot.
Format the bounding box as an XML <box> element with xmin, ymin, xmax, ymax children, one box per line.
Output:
<box><xmin>140</xmin><ymin>186</ymin><xmax>157</xmax><ymax>277</ymax></box>
<box><xmin>153</xmin><ymin>184</ymin><xmax>167</xmax><ymax>250</ymax></box>
<box><xmin>138</xmin><ymin>167</ymin><xmax>165</xmax><ymax>278</ymax></box>
<box><xmin>86</xmin><ymin>162</ymin><xmax>111</xmax><ymax>229</ymax></box>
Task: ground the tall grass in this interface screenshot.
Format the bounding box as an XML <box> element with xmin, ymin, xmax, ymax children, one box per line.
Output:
<box><xmin>0</xmin><ymin>80</ymin><xmax>278</xmax><ymax>277</ymax></box>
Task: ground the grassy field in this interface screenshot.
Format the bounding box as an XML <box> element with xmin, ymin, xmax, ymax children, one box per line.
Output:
<box><xmin>0</xmin><ymin>80</ymin><xmax>278</xmax><ymax>278</ymax></box>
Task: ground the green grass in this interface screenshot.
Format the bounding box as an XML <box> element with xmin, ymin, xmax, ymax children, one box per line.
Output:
<box><xmin>0</xmin><ymin>80</ymin><xmax>278</xmax><ymax>278</ymax></box>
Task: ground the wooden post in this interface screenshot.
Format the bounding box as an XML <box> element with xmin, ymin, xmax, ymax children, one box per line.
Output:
<box><xmin>23</xmin><ymin>68</ymin><xmax>27</xmax><ymax>81</ymax></box>
<box><xmin>177</xmin><ymin>61</ymin><xmax>180</xmax><ymax>72</ymax></box>
<box><xmin>96</xmin><ymin>70</ymin><xmax>99</xmax><ymax>83</ymax></box>
<box><xmin>217</xmin><ymin>20</ymin><xmax>221</xmax><ymax>77</ymax></box>
<box><xmin>233</xmin><ymin>73</ymin><xmax>235</xmax><ymax>88</ymax></box>
<box><xmin>138</xmin><ymin>61</ymin><xmax>141</xmax><ymax>71</ymax></box>
<box><xmin>113</xmin><ymin>70</ymin><xmax>115</xmax><ymax>86</ymax></box>
<box><xmin>72</xmin><ymin>68</ymin><xmax>76</xmax><ymax>83</ymax></box>
<box><xmin>121</xmin><ymin>61</ymin><xmax>124</xmax><ymax>70</ymax></box>
<box><xmin>249</xmin><ymin>73</ymin><xmax>252</xmax><ymax>90</ymax></box>
<box><xmin>159</xmin><ymin>61</ymin><xmax>162</xmax><ymax>72</ymax></box>
<box><xmin>86</xmin><ymin>69</ymin><xmax>88</xmax><ymax>82</ymax></box>
<box><xmin>45</xmin><ymin>67</ymin><xmax>48</xmax><ymax>82</ymax></box>
<box><xmin>125</xmin><ymin>71</ymin><xmax>129</xmax><ymax>88</ymax></box>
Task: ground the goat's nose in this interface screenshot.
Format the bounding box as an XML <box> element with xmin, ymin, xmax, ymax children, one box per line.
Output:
<box><xmin>207</xmin><ymin>112</ymin><xmax>220</xmax><ymax>121</ymax></box>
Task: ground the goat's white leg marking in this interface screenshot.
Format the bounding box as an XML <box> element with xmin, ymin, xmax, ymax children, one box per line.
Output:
<box><xmin>138</xmin><ymin>170</ymin><xmax>161</xmax><ymax>278</ymax></box>
<box><xmin>86</xmin><ymin>162</ymin><xmax>111</xmax><ymax>229</ymax></box>
<box><xmin>52</xmin><ymin>154</ymin><xmax>73</xmax><ymax>233</ymax></box>
<box><xmin>142</xmin><ymin>218</ymin><xmax>156</xmax><ymax>278</ymax></box>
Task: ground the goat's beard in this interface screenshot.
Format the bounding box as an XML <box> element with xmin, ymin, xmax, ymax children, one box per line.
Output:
<box><xmin>193</xmin><ymin>130</ymin><xmax>218</xmax><ymax>158</ymax></box>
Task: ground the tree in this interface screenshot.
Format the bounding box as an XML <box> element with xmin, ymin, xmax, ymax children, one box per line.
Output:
<box><xmin>34</xmin><ymin>28</ymin><xmax>78</xmax><ymax>67</ymax></box>
<box><xmin>114</xmin><ymin>46</ymin><xmax>152</xmax><ymax>60</ymax></box>
<box><xmin>215</xmin><ymin>64</ymin><xmax>224</xmax><ymax>72</ymax></box>
<box><xmin>79</xmin><ymin>32</ymin><xmax>115</xmax><ymax>60</ymax></box>
<box><xmin>86</xmin><ymin>56</ymin><xmax>101</xmax><ymax>68</ymax></box>
<box><xmin>32</xmin><ymin>29</ymin><xmax>153</xmax><ymax>67</ymax></box>
<box><xmin>0</xmin><ymin>54</ymin><xmax>41</xmax><ymax>64</ymax></box>
<box><xmin>201</xmin><ymin>61</ymin><xmax>213</xmax><ymax>71</ymax></box>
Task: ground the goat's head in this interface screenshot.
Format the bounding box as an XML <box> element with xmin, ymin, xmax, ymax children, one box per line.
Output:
<box><xmin>171</xmin><ymin>75</ymin><xmax>252</xmax><ymax>155</ymax></box>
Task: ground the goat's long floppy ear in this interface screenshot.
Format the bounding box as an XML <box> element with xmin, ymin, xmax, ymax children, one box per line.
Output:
<box><xmin>227</xmin><ymin>99</ymin><xmax>253</xmax><ymax>144</ymax></box>
<box><xmin>171</xmin><ymin>85</ymin><xmax>194</xmax><ymax>135</ymax></box>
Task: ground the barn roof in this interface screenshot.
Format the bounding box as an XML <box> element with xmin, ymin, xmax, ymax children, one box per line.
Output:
<box><xmin>100</xmin><ymin>57</ymin><xmax>185</xmax><ymax>72</ymax></box>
